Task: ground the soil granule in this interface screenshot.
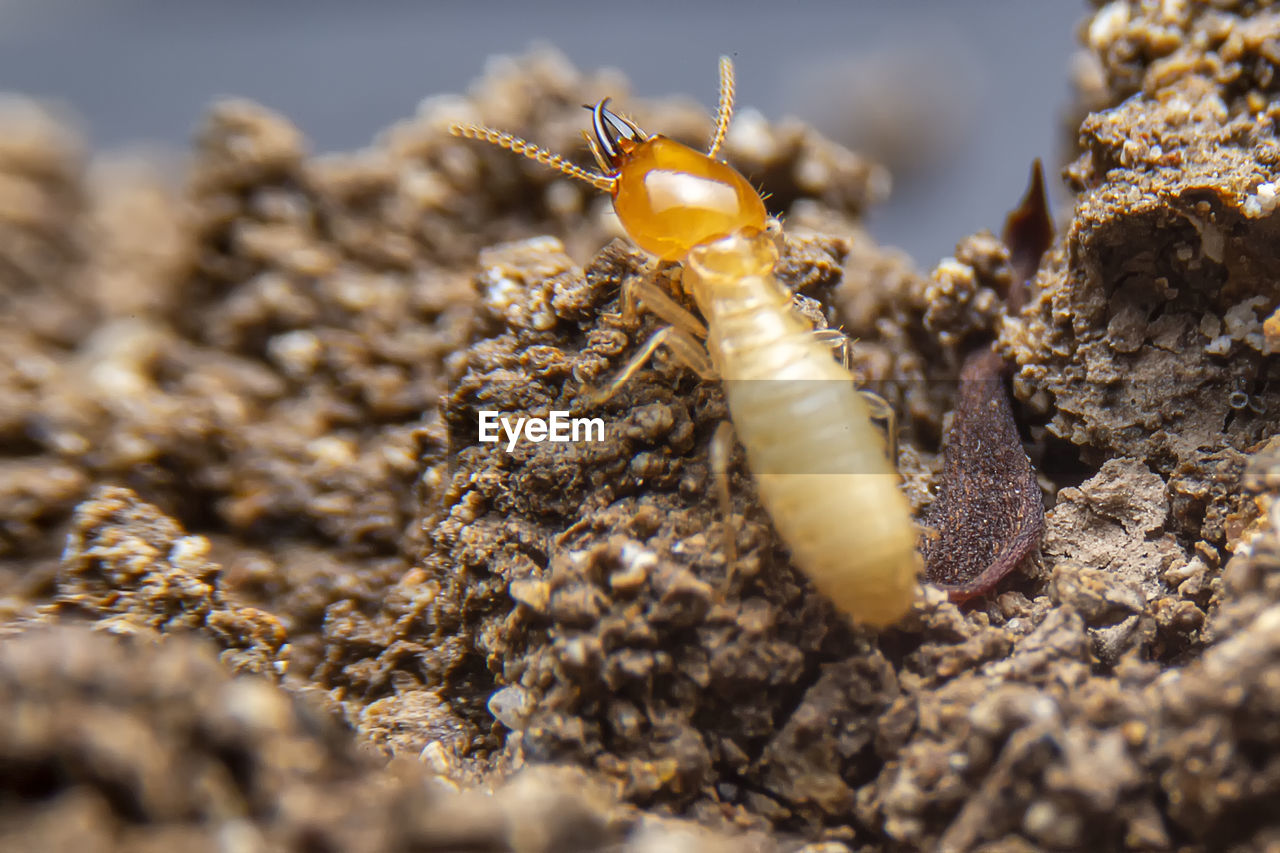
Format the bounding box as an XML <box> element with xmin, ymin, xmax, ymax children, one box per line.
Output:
<box><xmin>3</xmin><ymin>6</ymin><xmax>1280</xmax><ymax>851</ymax></box>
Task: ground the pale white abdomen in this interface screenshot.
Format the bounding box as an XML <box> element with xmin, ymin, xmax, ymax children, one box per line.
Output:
<box><xmin>685</xmin><ymin>233</ymin><xmax>919</xmax><ymax>626</ymax></box>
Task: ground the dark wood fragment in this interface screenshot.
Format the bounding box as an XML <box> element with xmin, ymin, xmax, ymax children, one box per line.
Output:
<box><xmin>922</xmin><ymin>347</ymin><xmax>1044</xmax><ymax>601</ymax></box>
<box><xmin>922</xmin><ymin>160</ymin><xmax>1051</xmax><ymax>602</ymax></box>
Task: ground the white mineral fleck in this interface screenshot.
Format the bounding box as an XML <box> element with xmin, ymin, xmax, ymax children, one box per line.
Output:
<box><xmin>1089</xmin><ymin>2</ymin><xmax>1131</xmax><ymax>52</ymax></box>
<box><xmin>487</xmin><ymin>685</ymin><xmax>533</xmax><ymax>730</ymax></box>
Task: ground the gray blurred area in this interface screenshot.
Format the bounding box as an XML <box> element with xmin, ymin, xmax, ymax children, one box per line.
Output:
<box><xmin>0</xmin><ymin>0</ymin><xmax>1084</xmax><ymax>268</ymax></box>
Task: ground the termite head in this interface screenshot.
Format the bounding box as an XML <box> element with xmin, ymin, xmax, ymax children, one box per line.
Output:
<box><xmin>450</xmin><ymin>57</ymin><xmax>769</xmax><ymax>262</ymax></box>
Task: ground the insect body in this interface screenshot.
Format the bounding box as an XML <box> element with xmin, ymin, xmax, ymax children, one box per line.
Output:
<box><xmin>451</xmin><ymin>57</ymin><xmax>919</xmax><ymax>626</ymax></box>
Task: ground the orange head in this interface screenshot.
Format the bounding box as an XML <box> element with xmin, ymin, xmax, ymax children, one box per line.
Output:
<box><xmin>583</xmin><ymin>99</ymin><xmax>767</xmax><ymax>261</ymax></box>
<box><xmin>451</xmin><ymin>57</ymin><xmax>767</xmax><ymax>262</ymax></box>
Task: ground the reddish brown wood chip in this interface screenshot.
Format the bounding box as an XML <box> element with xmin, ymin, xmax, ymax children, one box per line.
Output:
<box><xmin>922</xmin><ymin>347</ymin><xmax>1044</xmax><ymax>601</ymax></box>
<box><xmin>921</xmin><ymin>160</ymin><xmax>1051</xmax><ymax>602</ymax></box>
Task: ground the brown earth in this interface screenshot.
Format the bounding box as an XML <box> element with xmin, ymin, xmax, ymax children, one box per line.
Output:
<box><xmin>2</xmin><ymin>3</ymin><xmax>1280</xmax><ymax>850</ymax></box>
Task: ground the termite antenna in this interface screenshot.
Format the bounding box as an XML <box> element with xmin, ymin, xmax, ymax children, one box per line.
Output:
<box><xmin>449</xmin><ymin>122</ymin><xmax>616</xmax><ymax>192</ymax></box>
<box><xmin>706</xmin><ymin>55</ymin><xmax>735</xmax><ymax>160</ymax></box>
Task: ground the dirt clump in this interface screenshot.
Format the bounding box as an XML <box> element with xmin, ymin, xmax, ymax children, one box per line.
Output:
<box><xmin>2</xmin><ymin>8</ymin><xmax>1280</xmax><ymax>849</ymax></box>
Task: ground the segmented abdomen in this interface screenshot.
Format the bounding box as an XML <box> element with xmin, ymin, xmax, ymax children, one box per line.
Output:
<box><xmin>685</xmin><ymin>233</ymin><xmax>919</xmax><ymax>626</ymax></box>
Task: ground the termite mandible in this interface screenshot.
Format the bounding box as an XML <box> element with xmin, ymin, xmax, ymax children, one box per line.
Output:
<box><xmin>451</xmin><ymin>57</ymin><xmax>919</xmax><ymax>627</ymax></box>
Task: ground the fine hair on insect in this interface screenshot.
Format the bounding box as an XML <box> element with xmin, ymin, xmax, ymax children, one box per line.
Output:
<box><xmin>451</xmin><ymin>57</ymin><xmax>920</xmax><ymax>627</ymax></box>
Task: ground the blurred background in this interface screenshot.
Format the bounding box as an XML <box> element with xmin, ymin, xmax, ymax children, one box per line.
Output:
<box><xmin>0</xmin><ymin>0</ymin><xmax>1085</xmax><ymax>269</ymax></box>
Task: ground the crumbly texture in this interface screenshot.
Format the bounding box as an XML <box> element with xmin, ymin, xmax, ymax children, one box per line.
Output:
<box><xmin>2</xmin><ymin>10</ymin><xmax>1280</xmax><ymax>849</ymax></box>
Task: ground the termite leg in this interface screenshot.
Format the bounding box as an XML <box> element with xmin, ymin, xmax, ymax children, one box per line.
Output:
<box><xmin>612</xmin><ymin>274</ymin><xmax>708</xmax><ymax>337</ymax></box>
<box><xmin>811</xmin><ymin>328</ymin><xmax>851</xmax><ymax>371</ymax></box>
<box><xmin>808</xmin><ymin>327</ymin><xmax>897</xmax><ymax>460</ymax></box>
<box><xmin>860</xmin><ymin>389</ymin><xmax>899</xmax><ymax>464</ymax></box>
<box><xmin>610</xmin><ymin>274</ymin><xmax>640</xmax><ymax>324</ymax></box>
<box><xmin>587</xmin><ymin>324</ymin><xmax>718</xmax><ymax>405</ymax></box>
<box><xmin>709</xmin><ymin>420</ymin><xmax>738</xmax><ymax>570</ymax></box>
<box><xmin>589</xmin><ymin>270</ymin><xmax>714</xmax><ymax>404</ymax></box>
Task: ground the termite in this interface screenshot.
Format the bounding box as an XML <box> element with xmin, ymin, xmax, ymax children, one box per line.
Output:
<box><xmin>451</xmin><ymin>57</ymin><xmax>919</xmax><ymax>627</ymax></box>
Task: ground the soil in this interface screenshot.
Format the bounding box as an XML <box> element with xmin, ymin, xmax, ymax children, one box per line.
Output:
<box><xmin>3</xmin><ymin>4</ymin><xmax>1280</xmax><ymax>851</ymax></box>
